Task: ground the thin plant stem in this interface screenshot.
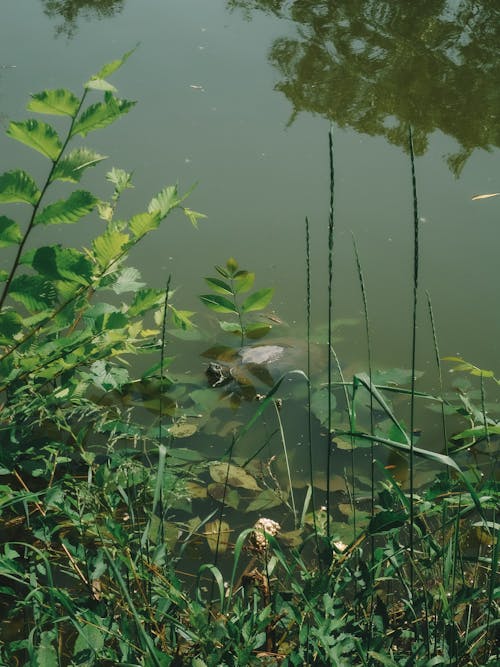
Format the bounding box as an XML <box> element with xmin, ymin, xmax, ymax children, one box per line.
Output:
<box><xmin>273</xmin><ymin>400</ymin><xmax>297</xmax><ymax>526</ymax></box>
<box><xmin>326</xmin><ymin>126</ymin><xmax>335</xmax><ymax>541</ymax></box>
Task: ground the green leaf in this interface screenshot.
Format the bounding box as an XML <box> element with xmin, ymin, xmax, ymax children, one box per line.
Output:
<box><xmin>9</xmin><ymin>274</ymin><xmax>57</xmax><ymax>311</ymax></box>
<box><xmin>0</xmin><ymin>311</ymin><xmax>23</xmax><ymax>344</ymax></box>
<box><xmin>111</xmin><ymin>267</ymin><xmax>145</xmax><ymax>294</ymax></box>
<box><xmin>219</xmin><ymin>321</ymin><xmax>243</xmax><ymax>335</ymax></box>
<box><xmin>0</xmin><ymin>270</ymin><xmax>7</xmax><ymax>282</ymax></box>
<box><xmin>0</xmin><ymin>170</ymin><xmax>40</xmax><ymax>205</ymax></box>
<box><xmin>33</xmin><ymin>246</ymin><xmax>93</xmax><ymax>285</ymax></box>
<box><xmin>452</xmin><ymin>425</ymin><xmax>500</xmax><ymax>440</ymax></box>
<box><xmin>183</xmin><ymin>207</ymin><xmax>206</xmax><ymax>228</ymax></box>
<box><xmin>129</xmin><ymin>212</ymin><xmax>161</xmax><ymax>238</ymax></box>
<box><xmin>71</xmin><ymin>93</ymin><xmax>136</xmax><ymax>138</ymax></box>
<box><xmin>0</xmin><ymin>216</ymin><xmax>22</xmax><ymax>247</ymax></box>
<box><xmin>88</xmin><ymin>360</ymin><xmax>129</xmax><ymax>391</ymax></box>
<box><xmin>233</xmin><ymin>271</ymin><xmax>255</xmax><ymax>293</ymax></box>
<box><xmin>94</xmin><ymin>46</ymin><xmax>137</xmax><ymax>80</ymax></box>
<box><xmin>7</xmin><ymin>119</ymin><xmax>62</xmax><ymax>160</ymax></box>
<box><xmin>246</xmin><ymin>489</ymin><xmax>282</xmax><ymax>512</ymax></box>
<box><xmin>129</xmin><ymin>288</ymin><xmax>164</xmax><ymax>317</ymax></box>
<box><xmin>170</xmin><ymin>306</ymin><xmax>196</xmax><ymax>330</ymax></box>
<box><xmin>199</xmin><ymin>294</ymin><xmax>238</xmax><ymax>314</ymax></box>
<box><xmin>92</xmin><ymin>229</ymin><xmax>130</xmax><ymax>268</ymax></box>
<box><xmin>27</xmin><ymin>88</ymin><xmax>80</xmax><ymax>116</ymax></box>
<box><xmin>244</xmin><ymin>322</ymin><xmax>272</xmax><ymax>340</ymax></box>
<box><xmin>85</xmin><ymin>78</ymin><xmax>118</xmax><ymax>92</ymax></box>
<box><xmin>36</xmin><ymin>631</ymin><xmax>58</xmax><ymax>667</ymax></box>
<box><xmin>368</xmin><ymin>510</ymin><xmax>407</xmax><ymax>535</ymax></box>
<box><xmin>106</xmin><ymin>167</ymin><xmax>133</xmax><ymax>193</ymax></box>
<box><xmin>226</xmin><ymin>257</ymin><xmax>238</xmax><ymax>276</ymax></box>
<box><xmin>241</xmin><ymin>287</ymin><xmax>274</xmax><ymax>313</ymax></box>
<box><xmin>210</xmin><ymin>463</ymin><xmax>261</xmax><ymax>490</ymax></box>
<box><xmin>148</xmin><ymin>185</ymin><xmax>183</xmax><ymax>218</ymax></box>
<box><xmin>51</xmin><ymin>147</ymin><xmax>107</xmax><ymax>183</ymax></box>
<box><xmin>204</xmin><ymin>277</ymin><xmax>233</xmax><ymax>295</ymax></box>
<box><xmin>35</xmin><ymin>190</ymin><xmax>97</xmax><ymax>225</ymax></box>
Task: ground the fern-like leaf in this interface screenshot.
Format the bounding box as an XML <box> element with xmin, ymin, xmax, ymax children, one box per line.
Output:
<box><xmin>7</xmin><ymin>119</ymin><xmax>62</xmax><ymax>160</ymax></box>
<box><xmin>34</xmin><ymin>191</ymin><xmax>98</xmax><ymax>225</ymax></box>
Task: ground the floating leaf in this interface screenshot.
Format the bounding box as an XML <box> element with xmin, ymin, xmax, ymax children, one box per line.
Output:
<box><xmin>204</xmin><ymin>519</ymin><xmax>231</xmax><ymax>554</ymax></box>
<box><xmin>27</xmin><ymin>88</ymin><xmax>80</xmax><ymax>116</ymax></box>
<box><xmin>471</xmin><ymin>193</ymin><xmax>500</xmax><ymax>201</ymax></box>
<box><xmin>71</xmin><ymin>93</ymin><xmax>136</xmax><ymax>138</ymax></box>
<box><xmin>241</xmin><ymin>287</ymin><xmax>274</xmax><ymax>313</ymax></box>
<box><xmin>35</xmin><ymin>190</ymin><xmax>97</xmax><ymax>225</ymax></box>
<box><xmin>0</xmin><ymin>216</ymin><xmax>22</xmax><ymax>247</ymax></box>
<box><xmin>0</xmin><ymin>170</ymin><xmax>40</xmax><ymax>205</ymax></box>
<box><xmin>209</xmin><ymin>462</ymin><xmax>260</xmax><ymax>490</ymax></box>
<box><xmin>51</xmin><ymin>147</ymin><xmax>107</xmax><ymax>183</ymax></box>
<box><xmin>207</xmin><ymin>483</ymin><xmax>240</xmax><ymax>509</ymax></box>
<box><xmin>168</xmin><ymin>422</ymin><xmax>197</xmax><ymax>438</ymax></box>
<box><xmin>246</xmin><ymin>489</ymin><xmax>283</xmax><ymax>512</ymax></box>
<box><xmin>200</xmin><ymin>294</ymin><xmax>238</xmax><ymax>314</ymax></box>
<box><xmin>7</xmin><ymin>119</ymin><xmax>62</xmax><ymax>160</ymax></box>
<box><xmin>185</xmin><ymin>482</ymin><xmax>207</xmax><ymax>499</ymax></box>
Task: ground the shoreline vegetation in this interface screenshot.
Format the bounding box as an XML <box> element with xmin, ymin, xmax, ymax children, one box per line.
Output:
<box><xmin>0</xmin><ymin>55</ymin><xmax>498</xmax><ymax>666</ymax></box>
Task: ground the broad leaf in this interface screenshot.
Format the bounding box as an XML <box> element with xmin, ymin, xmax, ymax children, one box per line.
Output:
<box><xmin>129</xmin><ymin>212</ymin><xmax>161</xmax><ymax>238</ymax></box>
<box><xmin>33</xmin><ymin>246</ymin><xmax>93</xmax><ymax>285</ymax></box>
<box><xmin>87</xmin><ymin>360</ymin><xmax>129</xmax><ymax>391</ymax></box>
<box><xmin>246</xmin><ymin>489</ymin><xmax>282</xmax><ymax>512</ymax></box>
<box><xmin>219</xmin><ymin>321</ymin><xmax>243</xmax><ymax>335</ymax></box>
<box><xmin>233</xmin><ymin>271</ymin><xmax>255</xmax><ymax>293</ymax></box>
<box><xmin>92</xmin><ymin>229</ymin><xmax>129</xmax><ymax>268</ymax></box>
<box><xmin>27</xmin><ymin>88</ymin><xmax>80</xmax><ymax>116</ymax></box>
<box><xmin>204</xmin><ymin>277</ymin><xmax>233</xmax><ymax>295</ymax></box>
<box><xmin>35</xmin><ymin>631</ymin><xmax>58</xmax><ymax>667</ymax></box>
<box><xmin>241</xmin><ymin>287</ymin><xmax>274</xmax><ymax>313</ymax></box>
<box><xmin>35</xmin><ymin>190</ymin><xmax>97</xmax><ymax>225</ymax></box>
<box><xmin>111</xmin><ymin>267</ymin><xmax>145</xmax><ymax>294</ymax></box>
<box><xmin>71</xmin><ymin>93</ymin><xmax>136</xmax><ymax>138</ymax></box>
<box><xmin>7</xmin><ymin>119</ymin><xmax>62</xmax><ymax>160</ymax></box>
<box><xmin>94</xmin><ymin>46</ymin><xmax>137</xmax><ymax>80</ymax></box>
<box><xmin>9</xmin><ymin>274</ymin><xmax>57</xmax><ymax>311</ymax></box>
<box><xmin>51</xmin><ymin>147</ymin><xmax>107</xmax><ymax>183</ymax></box>
<box><xmin>170</xmin><ymin>306</ymin><xmax>196</xmax><ymax>330</ymax></box>
<box><xmin>209</xmin><ymin>462</ymin><xmax>260</xmax><ymax>490</ymax></box>
<box><xmin>0</xmin><ymin>170</ymin><xmax>40</xmax><ymax>205</ymax></box>
<box><xmin>452</xmin><ymin>424</ymin><xmax>500</xmax><ymax>440</ymax></box>
<box><xmin>244</xmin><ymin>322</ymin><xmax>272</xmax><ymax>340</ymax></box>
<box><xmin>204</xmin><ymin>519</ymin><xmax>231</xmax><ymax>554</ymax></box>
<box><xmin>85</xmin><ymin>78</ymin><xmax>117</xmax><ymax>92</ymax></box>
<box><xmin>0</xmin><ymin>216</ymin><xmax>22</xmax><ymax>247</ymax></box>
<box><xmin>199</xmin><ymin>294</ymin><xmax>238</xmax><ymax>314</ymax></box>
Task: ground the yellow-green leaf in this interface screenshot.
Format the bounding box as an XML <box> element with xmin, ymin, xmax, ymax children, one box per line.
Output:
<box><xmin>7</xmin><ymin>119</ymin><xmax>62</xmax><ymax>161</ymax></box>
<box><xmin>27</xmin><ymin>88</ymin><xmax>80</xmax><ymax>117</ymax></box>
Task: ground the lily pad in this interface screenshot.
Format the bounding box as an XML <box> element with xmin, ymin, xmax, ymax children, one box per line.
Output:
<box><xmin>209</xmin><ymin>462</ymin><xmax>261</xmax><ymax>491</ymax></box>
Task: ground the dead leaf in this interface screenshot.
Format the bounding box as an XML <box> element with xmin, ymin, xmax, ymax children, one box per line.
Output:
<box><xmin>471</xmin><ymin>193</ymin><xmax>500</xmax><ymax>201</ymax></box>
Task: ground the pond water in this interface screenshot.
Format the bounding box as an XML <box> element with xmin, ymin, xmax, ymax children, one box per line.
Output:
<box><xmin>1</xmin><ymin>2</ymin><xmax>498</xmax><ymax>499</ymax></box>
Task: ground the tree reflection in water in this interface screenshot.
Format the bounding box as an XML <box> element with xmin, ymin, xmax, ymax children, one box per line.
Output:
<box><xmin>41</xmin><ymin>0</ymin><xmax>124</xmax><ymax>38</ymax></box>
<box><xmin>228</xmin><ymin>0</ymin><xmax>500</xmax><ymax>175</ymax></box>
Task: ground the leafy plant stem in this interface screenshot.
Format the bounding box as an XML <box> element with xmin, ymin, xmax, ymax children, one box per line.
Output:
<box><xmin>0</xmin><ymin>89</ymin><xmax>88</xmax><ymax>312</ymax></box>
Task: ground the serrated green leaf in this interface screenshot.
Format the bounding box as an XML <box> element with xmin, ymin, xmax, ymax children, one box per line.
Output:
<box><xmin>51</xmin><ymin>147</ymin><xmax>107</xmax><ymax>183</ymax></box>
<box><xmin>92</xmin><ymin>229</ymin><xmax>129</xmax><ymax>268</ymax></box>
<box><xmin>0</xmin><ymin>170</ymin><xmax>40</xmax><ymax>205</ymax></box>
<box><xmin>35</xmin><ymin>190</ymin><xmax>97</xmax><ymax>225</ymax></box>
<box><xmin>129</xmin><ymin>288</ymin><xmax>164</xmax><ymax>317</ymax></box>
<box><xmin>241</xmin><ymin>287</ymin><xmax>274</xmax><ymax>313</ymax></box>
<box><xmin>129</xmin><ymin>212</ymin><xmax>161</xmax><ymax>238</ymax></box>
<box><xmin>33</xmin><ymin>246</ymin><xmax>93</xmax><ymax>285</ymax></box>
<box><xmin>111</xmin><ymin>267</ymin><xmax>145</xmax><ymax>294</ymax></box>
<box><xmin>106</xmin><ymin>167</ymin><xmax>133</xmax><ymax>193</ymax></box>
<box><xmin>7</xmin><ymin>119</ymin><xmax>62</xmax><ymax>160</ymax></box>
<box><xmin>9</xmin><ymin>274</ymin><xmax>57</xmax><ymax>312</ymax></box>
<box><xmin>27</xmin><ymin>88</ymin><xmax>80</xmax><ymax>116</ymax></box>
<box><xmin>170</xmin><ymin>306</ymin><xmax>195</xmax><ymax>330</ymax></box>
<box><xmin>94</xmin><ymin>46</ymin><xmax>137</xmax><ymax>80</ymax></box>
<box><xmin>71</xmin><ymin>93</ymin><xmax>136</xmax><ymax>138</ymax></box>
<box><xmin>85</xmin><ymin>78</ymin><xmax>117</xmax><ymax>92</ymax></box>
<box><xmin>204</xmin><ymin>277</ymin><xmax>233</xmax><ymax>295</ymax></box>
<box><xmin>199</xmin><ymin>294</ymin><xmax>238</xmax><ymax>314</ymax></box>
<box><xmin>0</xmin><ymin>311</ymin><xmax>23</xmax><ymax>344</ymax></box>
<box><xmin>148</xmin><ymin>185</ymin><xmax>183</xmax><ymax>218</ymax></box>
<box><xmin>233</xmin><ymin>271</ymin><xmax>255</xmax><ymax>293</ymax></box>
<box><xmin>0</xmin><ymin>216</ymin><xmax>22</xmax><ymax>247</ymax></box>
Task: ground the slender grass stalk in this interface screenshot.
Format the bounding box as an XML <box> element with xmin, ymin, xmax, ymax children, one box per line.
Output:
<box><xmin>273</xmin><ymin>400</ymin><xmax>297</xmax><ymax>526</ymax></box>
<box><xmin>408</xmin><ymin>125</ymin><xmax>420</xmax><ymax>590</ymax></box>
<box><xmin>305</xmin><ymin>215</ymin><xmax>319</xmax><ymax>545</ymax></box>
<box><xmin>326</xmin><ymin>126</ymin><xmax>336</xmax><ymax>541</ymax></box>
<box><xmin>158</xmin><ymin>275</ymin><xmax>172</xmax><ymax>445</ymax></box>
